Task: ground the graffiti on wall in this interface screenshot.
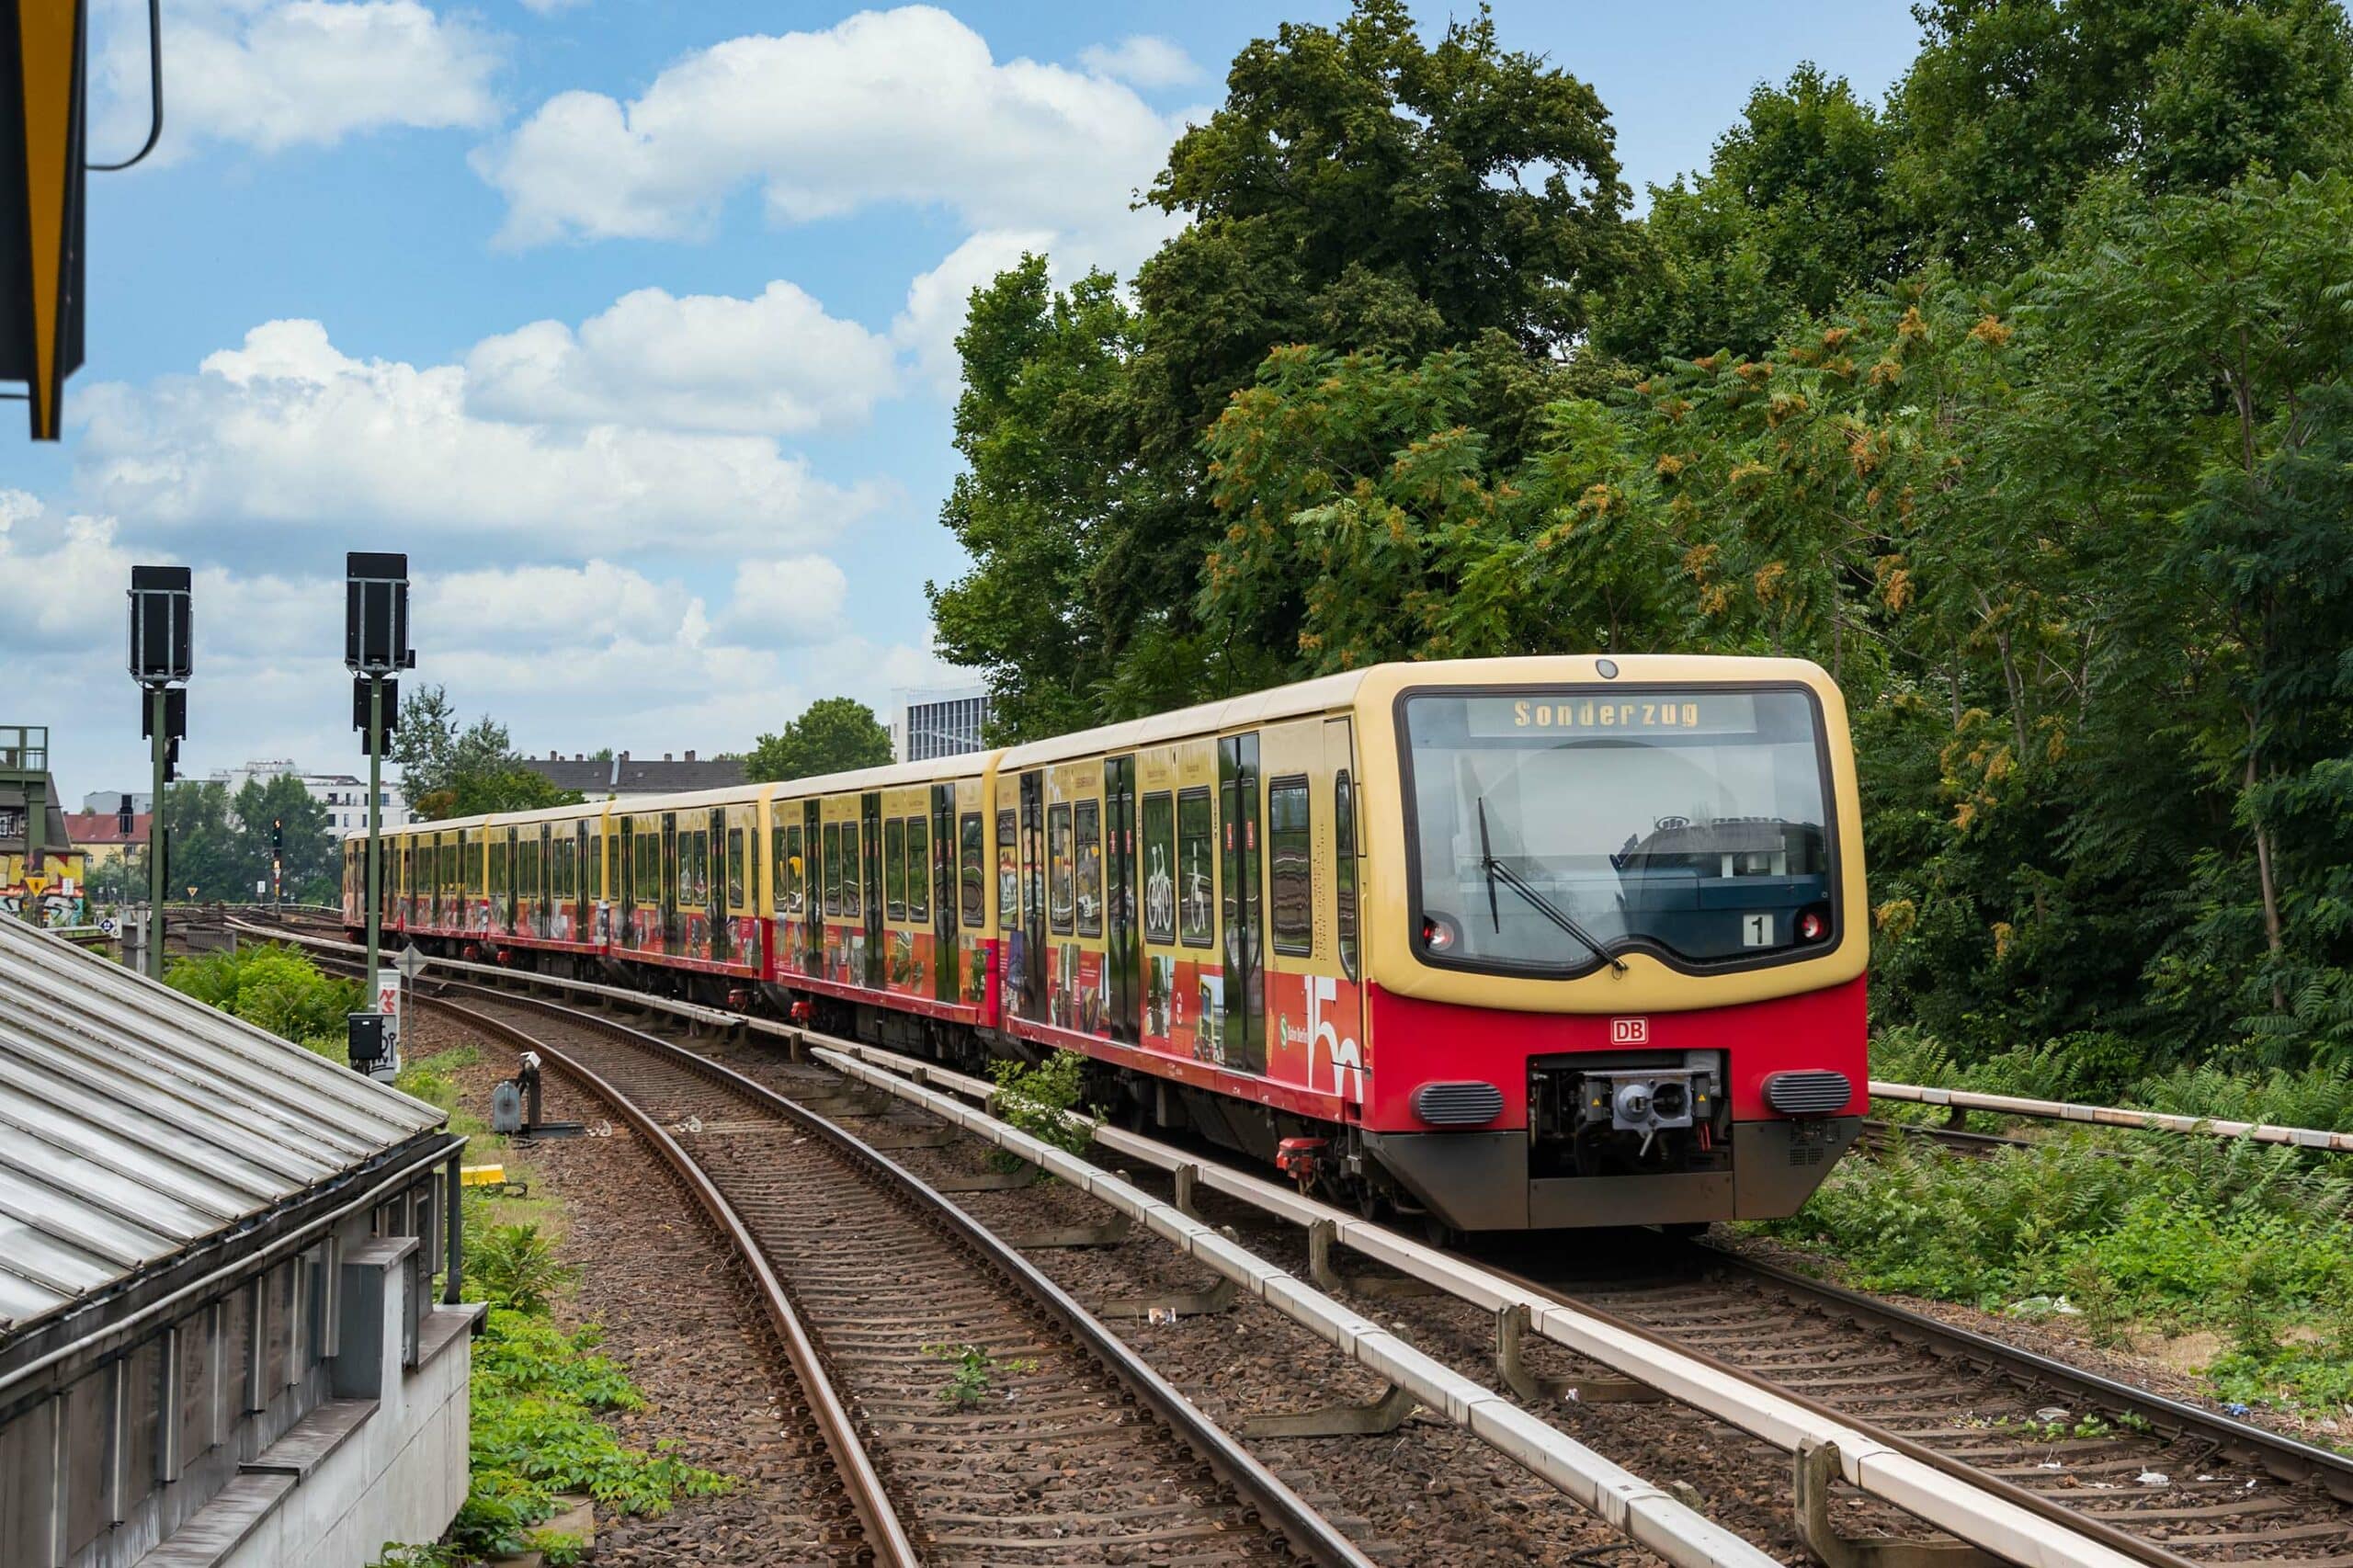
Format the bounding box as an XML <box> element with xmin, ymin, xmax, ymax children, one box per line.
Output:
<box><xmin>1</xmin><ymin>852</ymin><xmax>90</xmax><ymax>929</ymax></box>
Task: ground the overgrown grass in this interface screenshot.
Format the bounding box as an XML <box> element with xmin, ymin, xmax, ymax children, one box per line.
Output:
<box><xmin>1762</xmin><ymin>1111</ymin><xmax>2353</xmax><ymax>1414</ymax></box>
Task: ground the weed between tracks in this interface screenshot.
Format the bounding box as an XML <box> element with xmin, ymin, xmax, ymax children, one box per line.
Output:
<box><xmin>1757</xmin><ymin>1033</ymin><xmax>2353</xmax><ymax>1423</ymax></box>
<box><xmin>925</xmin><ymin>1342</ymin><xmax>1040</xmax><ymax>1408</ymax></box>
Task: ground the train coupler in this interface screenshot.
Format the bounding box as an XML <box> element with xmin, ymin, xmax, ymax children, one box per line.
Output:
<box><xmin>1275</xmin><ymin>1136</ymin><xmax>1329</xmax><ymax>1188</ymax></box>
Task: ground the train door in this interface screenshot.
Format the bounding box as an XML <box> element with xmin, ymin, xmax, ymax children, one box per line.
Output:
<box><xmin>619</xmin><ymin>818</ymin><xmax>636</xmax><ymax>948</ymax></box>
<box><xmin>534</xmin><ymin>824</ymin><xmax>550</xmax><ymax>938</ymax></box>
<box><xmin>1017</xmin><ymin>772</ymin><xmax>1046</xmax><ymax>1017</ymax></box>
<box><xmin>931</xmin><ymin>784</ymin><xmax>958</xmax><ymax>1005</ymax></box>
<box><xmin>574</xmin><ymin>821</ymin><xmax>591</xmax><ymax>940</ymax></box>
<box><xmin>709</xmin><ymin>807</ymin><xmax>730</xmax><ymax>964</ymax></box>
<box><xmin>860</xmin><ymin>793</ymin><xmax>883</xmax><ymax>988</ymax></box>
<box><xmin>802</xmin><ymin>801</ymin><xmax>823</xmax><ymax>973</ymax></box>
<box><xmin>1220</xmin><ymin>733</ymin><xmax>1266</xmax><ymax>1074</ymax></box>
<box><xmin>1105</xmin><ymin>755</ymin><xmax>1140</xmax><ymax>1041</ymax></box>
<box><xmin>660</xmin><ymin>812</ymin><xmax>678</xmax><ymax>951</ymax></box>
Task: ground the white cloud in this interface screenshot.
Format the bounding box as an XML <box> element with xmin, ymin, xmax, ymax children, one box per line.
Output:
<box><xmin>720</xmin><ymin>555</ymin><xmax>848</xmax><ymax>643</ymax></box>
<box><xmin>1077</xmin><ymin>36</ymin><xmax>1200</xmax><ymax>89</ymax></box>
<box><xmin>74</xmin><ymin>319</ymin><xmax>885</xmax><ymax>558</ymax></box>
<box><xmin>0</xmin><ymin>494</ymin><xmax>136</xmax><ymax>652</ymax></box>
<box><xmin>97</xmin><ymin>0</ymin><xmax>500</xmax><ymax>158</ymax></box>
<box><xmin>473</xmin><ymin>6</ymin><xmax>1182</xmax><ymax>252</ymax></box>
<box><xmin>466</xmin><ymin>282</ymin><xmax>897</xmax><ymax>435</ymax></box>
<box><xmin>892</xmin><ymin>229</ymin><xmax>1055</xmax><ymax>391</ymax></box>
<box><xmin>517</xmin><ymin>0</ymin><xmax>584</xmax><ymax>12</ymax></box>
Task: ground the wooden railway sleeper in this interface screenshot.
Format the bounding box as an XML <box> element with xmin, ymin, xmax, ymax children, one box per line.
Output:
<box><xmin>1794</xmin><ymin>1440</ymin><xmax>2000</xmax><ymax>1568</ymax></box>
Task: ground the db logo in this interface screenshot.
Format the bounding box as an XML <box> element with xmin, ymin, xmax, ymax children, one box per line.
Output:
<box><xmin>1611</xmin><ymin>1017</ymin><xmax>1649</xmax><ymax>1045</ymax></box>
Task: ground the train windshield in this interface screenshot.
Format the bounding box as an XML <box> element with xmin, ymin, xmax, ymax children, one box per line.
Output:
<box><xmin>1403</xmin><ymin>688</ymin><xmax>1832</xmax><ymax>971</ymax></box>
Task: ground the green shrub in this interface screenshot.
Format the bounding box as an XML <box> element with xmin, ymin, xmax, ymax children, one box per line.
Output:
<box><xmin>167</xmin><ymin>944</ymin><xmax>362</xmax><ymax>1062</ymax></box>
<box><xmin>987</xmin><ymin>1051</ymin><xmax>1098</xmax><ymax>1172</ymax></box>
<box><xmin>455</xmin><ymin>1306</ymin><xmax>729</xmax><ymax>1559</ymax></box>
<box><xmin>469</xmin><ymin>1223</ymin><xmax>577</xmax><ymax>1315</ymax></box>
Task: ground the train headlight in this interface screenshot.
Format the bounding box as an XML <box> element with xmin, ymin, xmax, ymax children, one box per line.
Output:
<box><xmin>1422</xmin><ymin>913</ymin><xmax>1461</xmax><ymax>953</ymax></box>
<box><xmin>1796</xmin><ymin>908</ymin><xmax>1828</xmax><ymax>942</ymax></box>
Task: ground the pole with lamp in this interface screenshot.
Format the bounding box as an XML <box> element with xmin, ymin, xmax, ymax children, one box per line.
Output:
<box><xmin>127</xmin><ymin>567</ymin><xmax>189</xmax><ymax>978</ymax></box>
<box><xmin>345</xmin><ymin>552</ymin><xmax>412</xmax><ymax>1079</ymax></box>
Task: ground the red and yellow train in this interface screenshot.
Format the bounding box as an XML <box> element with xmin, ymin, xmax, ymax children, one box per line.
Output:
<box><xmin>347</xmin><ymin>655</ymin><xmax>1867</xmax><ymax>1232</ymax></box>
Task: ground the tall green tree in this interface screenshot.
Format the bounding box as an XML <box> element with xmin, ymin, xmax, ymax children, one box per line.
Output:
<box><xmin>931</xmin><ymin>0</ymin><xmax>1635</xmax><ymax>735</ymax></box>
<box><xmin>1597</xmin><ymin>65</ymin><xmax>1909</xmax><ymax>365</ymax></box>
<box><xmin>390</xmin><ymin>685</ymin><xmax>582</xmax><ymax>819</ymax></box>
<box><xmin>930</xmin><ymin>262</ymin><xmax>1150</xmax><ymax>740</ymax></box>
<box><xmin>745</xmin><ymin>698</ymin><xmax>892</xmax><ymax>782</ymax></box>
<box><xmin>1893</xmin><ymin>0</ymin><xmax>2353</xmax><ymax>270</ymax></box>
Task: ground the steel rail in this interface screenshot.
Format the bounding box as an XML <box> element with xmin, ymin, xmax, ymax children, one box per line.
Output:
<box><xmin>426</xmin><ymin>994</ymin><xmax>916</xmax><ymax>1567</ymax></box>
<box><xmin>1701</xmin><ymin>1244</ymin><xmax>2353</xmax><ymax>1503</ymax></box>
<box><xmin>416</xmin><ymin>983</ymin><xmax>1375</xmax><ymax>1568</ymax></box>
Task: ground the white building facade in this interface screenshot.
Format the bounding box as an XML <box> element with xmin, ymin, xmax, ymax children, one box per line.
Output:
<box><xmin>209</xmin><ymin>759</ymin><xmax>413</xmax><ymax>834</ymax></box>
<box><xmin>892</xmin><ymin>684</ymin><xmax>991</xmax><ymax>763</ymax></box>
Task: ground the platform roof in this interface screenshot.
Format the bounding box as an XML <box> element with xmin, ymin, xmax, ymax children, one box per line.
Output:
<box><xmin>0</xmin><ymin>917</ymin><xmax>446</xmax><ymax>1340</ymax></box>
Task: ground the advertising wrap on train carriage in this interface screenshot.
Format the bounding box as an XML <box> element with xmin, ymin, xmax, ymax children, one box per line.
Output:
<box><xmin>1267</xmin><ymin>970</ymin><xmax>1366</xmax><ymax>1104</ymax></box>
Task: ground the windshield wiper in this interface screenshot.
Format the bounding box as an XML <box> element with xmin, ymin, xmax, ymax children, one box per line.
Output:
<box><xmin>1478</xmin><ymin>798</ymin><xmax>1629</xmax><ymax>975</ymax></box>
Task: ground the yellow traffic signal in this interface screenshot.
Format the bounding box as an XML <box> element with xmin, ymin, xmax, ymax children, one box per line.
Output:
<box><xmin>0</xmin><ymin>0</ymin><xmax>88</xmax><ymax>439</ymax></box>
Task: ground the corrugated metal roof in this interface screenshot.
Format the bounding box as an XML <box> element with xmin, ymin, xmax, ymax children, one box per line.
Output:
<box><xmin>0</xmin><ymin>916</ymin><xmax>445</xmax><ymax>1335</ymax></box>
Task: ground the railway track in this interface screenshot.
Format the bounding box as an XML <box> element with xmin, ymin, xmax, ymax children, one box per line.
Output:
<box><xmin>392</xmin><ymin>979</ymin><xmax>1375</xmax><ymax>1568</ymax></box>
<box><xmin>258</xmin><ymin>915</ymin><xmax>2353</xmax><ymax>1568</ymax></box>
<box><xmin>1505</xmin><ymin>1244</ymin><xmax>2353</xmax><ymax>1568</ymax></box>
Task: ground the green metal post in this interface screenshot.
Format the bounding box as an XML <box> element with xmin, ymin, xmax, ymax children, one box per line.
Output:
<box><xmin>148</xmin><ymin>687</ymin><xmax>166</xmax><ymax>976</ymax></box>
<box><xmin>366</xmin><ymin>676</ymin><xmax>383</xmax><ymax>1017</ymax></box>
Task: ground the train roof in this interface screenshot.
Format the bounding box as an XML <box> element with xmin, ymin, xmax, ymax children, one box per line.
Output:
<box><xmin>996</xmin><ymin>667</ymin><xmax>1370</xmax><ymax>767</ymax></box>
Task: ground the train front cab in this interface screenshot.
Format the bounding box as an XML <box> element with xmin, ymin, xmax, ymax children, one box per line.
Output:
<box><xmin>1350</xmin><ymin>655</ymin><xmax>1870</xmax><ymax>1233</ymax></box>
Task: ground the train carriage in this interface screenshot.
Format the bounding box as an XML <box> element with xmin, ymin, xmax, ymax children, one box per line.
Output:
<box><xmin>598</xmin><ymin>787</ymin><xmax>763</xmax><ymax>980</ymax></box>
<box><xmin>347</xmin><ymin>653</ymin><xmax>1866</xmax><ymax>1233</ymax></box>
<box><xmin>765</xmin><ymin>756</ymin><xmax>998</xmax><ymax>1027</ymax></box>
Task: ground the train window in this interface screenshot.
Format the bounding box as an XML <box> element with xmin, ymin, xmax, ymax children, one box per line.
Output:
<box><xmin>1177</xmin><ymin>789</ymin><xmax>1214</xmax><ymax>949</ymax></box>
<box><xmin>785</xmin><ymin>824</ymin><xmax>804</xmax><ymax>914</ymax></box>
<box><xmin>491</xmin><ymin>837</ymin><xmax>509</xmax><ymax>899</ymax></box>
<box><xmin>907</xmin><ymin>817</ymin><xmax>930</xmax><ymax>922</ymax></box>
<box><xmin>1074</xmin><ymin>800</ymin><xmax>1102</xmax><ymax>937</ymax></box>
<box><xmin>1269</xmin><ymin>777</ymin><xmax>1313</xmax><ymax>956</ymax></box>
<box><xmin>554</xmin><ymin>837</ymin><xmax>573</xmax><ymax>900</ymax></box>
<box><xmin>841</xmin><ymin>821</ymin><xmax>861</xmax><ymax>918</ymax></box>
<box><xmin>1141</xmin><ymin>792</ymin><xmax>1176</xmax><ymax>945</ymax></box>
<box><xmin>960</xmin><ymin>812</ymin><xmax>985</xmax><ymax>928</ymax></box>
<box><xmin>823</xmin><ymin>823</ymin><xmax>841</xmax><ymax>916</ymax></box>
<box><xmin>884</xmin><ymin>818</ymin><xmax>907</xmax><ymax>920</ymax></box>
<box><xmin>640</xmin><ymin>828</ymin><xmax>660</xmax><ymax>903</ymax></box>
<box><xmin>1336</xmin><ymin>771</ymin><xmax>1358</xmax><ymax>980</ymax></box>
<box><xmin>1048</xmin><ymin>804</ymin><xmax>1074</xmax><ymax>935</ymax></box>
<box><xmin>995</xmin><ymin>810</ymin><xmax>1017</xmax><ymax>932</ymax></box>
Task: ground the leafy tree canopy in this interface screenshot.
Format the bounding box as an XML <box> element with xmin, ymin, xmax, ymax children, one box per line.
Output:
<box><xmin>745</xmin><ymin>697</ymin><xmax>893</xmax><ymax>783</ymax></box>
<box><xmin>389</xmin><ymin>684</ymin><xmax>584</xmax><ymax>820</ymax></box>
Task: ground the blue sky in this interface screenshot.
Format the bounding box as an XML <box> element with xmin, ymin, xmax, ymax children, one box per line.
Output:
<box><xmin>8</xmin><ymin>0</ymin><xmax>1925</xmax><ymax>804</ymax></box>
